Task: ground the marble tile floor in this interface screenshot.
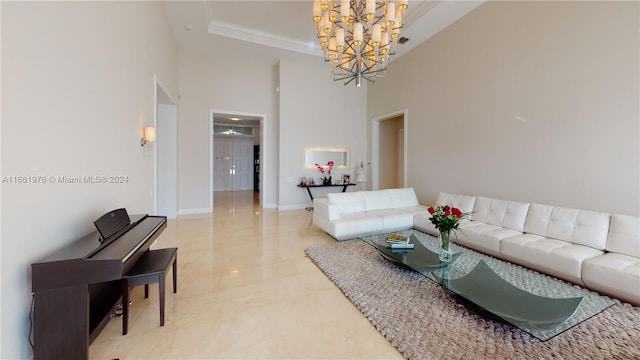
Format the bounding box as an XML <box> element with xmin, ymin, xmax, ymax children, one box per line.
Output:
<box><xmin>89</xmin><ymin>191</ymin><xmax>403</xmax><ymax>359</ymax></box>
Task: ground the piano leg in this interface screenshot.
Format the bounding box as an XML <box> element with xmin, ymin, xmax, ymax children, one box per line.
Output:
<box><xmin>122</xmin><ymin>281</ymin><xmax>130</xmax><ymax>336</ymax></box>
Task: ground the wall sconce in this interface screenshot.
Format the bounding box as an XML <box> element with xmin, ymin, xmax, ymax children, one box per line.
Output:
<box><xmin>140</xmin><ymin>126</ymin><xmax>156</xmax><ymax>146</ymax></box>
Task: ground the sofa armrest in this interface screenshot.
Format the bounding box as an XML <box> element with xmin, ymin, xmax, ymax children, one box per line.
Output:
<box><xmin>313</xmin><ymin>198</ymin><xmax>339</xmax><ymax>221</ymax></box>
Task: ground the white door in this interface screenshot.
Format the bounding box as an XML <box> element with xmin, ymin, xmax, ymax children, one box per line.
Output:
<box><xmin>232</xmin><ymin>141</ymin><xmax>253</xmax><ymax>190</ymax></box>
<box><xmin>214</xmin><ymin>139</ymin><xmax>232</xmax><ymax>191</ymax></box>
<box><xmin>214</xmin><ymin>138</ymin><xmax>253</xmax><ymax>191</ymax></box>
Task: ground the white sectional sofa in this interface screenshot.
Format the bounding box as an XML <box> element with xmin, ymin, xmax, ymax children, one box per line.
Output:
<box><xmin>313</xmin><ymin>189</ymin><xmax>640</xmax><ymax>306</ymax></box>
<box><xmin>312</xmin><ymin>188</ymin><xmax>426</xmax><ymax>241</ymax></box>
<box><xmin>500</xmin><ymin>204</ymin><xmax>610</xmax><ymax>286</ymax></box>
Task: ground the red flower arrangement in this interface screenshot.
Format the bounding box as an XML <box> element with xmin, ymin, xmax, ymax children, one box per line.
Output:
<box><xmin>427</xmin><ymin>205</ymin><xmax>467</xmax><ymax>233</ymax></box>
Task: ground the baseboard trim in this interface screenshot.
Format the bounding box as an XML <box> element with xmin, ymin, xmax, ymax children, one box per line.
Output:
<box><xmin>178</xmin><ymin>207</ymin><xmax>212</xmax><ymax>215</ymax></box>
<box><xmin>278</xmin><ymin>204</ymin><xmax>310</xmax><ymax>211</ymax></box>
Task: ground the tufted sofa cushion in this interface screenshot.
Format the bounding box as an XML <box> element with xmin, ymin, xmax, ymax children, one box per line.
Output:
<box><xmin>500</xmin><ymin>204</ymin><xmax>610</xmax><ymax>285</ymax></box>
<box><xmin>582</xmin><ymin>253</ymin><xmax>640</xmax><ymax>306</ymax></box>
<box><xmin>523</xmin><ymin>204</ymin><xmax>610</xmax><ymax>250</ymax></box>
<box><xmin>500</xmin><ymin>234</ymin><xmax>604</xmax><ymax>285</ymax></box>
<box><xmin>471</xmin><ymin>196</ymin><xmax>530</xmax><ymax>232</ymax></box>
<box><xmin>582</xmin><ymin>214</ymin><xmax>640</xmax><ymax>305</ymax></box>
<box><xmin>361</xmin><ymin>190</ymin><xmax>393</xmax><ymax>211</ymax></box>
<box><xmin>605</xmin><ymin>214</ymin><xmax>640</xmax><ymax>257</ymax></box>
<box><xmin>326</xmin><ymin>192</ymin><xmax>365</xmax><ymax>214</ymax></box>
<box><xmin>435</xmin><ymin>192</ymin><xmax>477</xmax><ymax>214</ymax></box>
<box><xmin>454</xmin><ymin>197</ymin><xmax>529</xmax><ymax>259</ymax></box>
<box><xmin>388</xmin><ymin>188</ymin><xmax>420</xmax><ymax>208</ymax></box>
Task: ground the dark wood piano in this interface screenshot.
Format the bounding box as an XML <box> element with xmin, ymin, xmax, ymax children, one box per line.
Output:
<box><xmin>31</xmin><ymin>213</ymin><xmax>167</xmax><ymax>360</ymax></box>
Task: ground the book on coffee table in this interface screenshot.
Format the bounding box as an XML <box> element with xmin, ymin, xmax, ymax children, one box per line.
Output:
<box><xmin>387</xmin><ymin>242</ymin><xmax>414</xmax><ymax>248</ymax></box>
<box><xmin>386</xmin><ymin>234</ymin><xmax>414</xmax><ymax>249</ymax></box>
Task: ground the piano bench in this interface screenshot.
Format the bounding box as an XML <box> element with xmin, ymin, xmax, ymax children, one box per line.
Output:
<box><xmin>122</xmin><ymin>247</ymin><xmax>177</xmax><ymax>335</ymax></box>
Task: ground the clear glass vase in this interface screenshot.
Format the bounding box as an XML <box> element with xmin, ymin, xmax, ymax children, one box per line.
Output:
<box><xmin>439</xmin><ymin>230</ymin><xmax>453</xmax><ymax>262</ymax></box>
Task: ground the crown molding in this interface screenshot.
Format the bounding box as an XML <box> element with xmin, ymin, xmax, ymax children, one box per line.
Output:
<box><xmin>207</xmin><ymin>20</ymin><xmax>323</xmax><ymax>57</ymax></box>
<box><xmin>403</xmin><ymin>0</ymin><xmax>440</xmax><ymax>28</ymax></box>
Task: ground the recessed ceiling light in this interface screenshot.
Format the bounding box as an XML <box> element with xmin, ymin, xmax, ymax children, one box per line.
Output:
<box><xmin>184</xmin><ymin>25</ymin><xmax>193</xmax><ymax>31</ymax></box>
<box><xmin>228</xmin><ymin>117</ymin><xmax>242</xmax><ymax>121</ymax></box>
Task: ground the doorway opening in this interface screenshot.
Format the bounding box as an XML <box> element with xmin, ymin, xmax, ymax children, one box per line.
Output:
<box><xmin>371</xmin><ymin>109</ymin><xmax>408</xmax><ymax>190</ymax></box>
<box><xmin>210</xmin><ymin>110</ymin><xmax>265</xmax><ymax>210</ymax></box>
<box><xmin>154</xmin><ymin>76</ymin><xmax>178</xmax><ymax>219</ymax></box>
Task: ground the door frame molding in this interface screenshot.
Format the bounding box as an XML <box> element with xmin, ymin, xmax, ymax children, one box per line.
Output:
<box><xmin>153</xmin><ymin>75</ymin><xmax>178</xmax><ymax>218</ymax></box>
<box><xmin>371</xmin><ymin>108</ymin><xmax>408</xmax><ymax>190</ymax></box>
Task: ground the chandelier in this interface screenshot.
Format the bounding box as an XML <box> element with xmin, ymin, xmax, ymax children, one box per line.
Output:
<box><xmin>313</xmin><ymin>0</ymin><xmax>408</xmax><ymax>87</ymax></box>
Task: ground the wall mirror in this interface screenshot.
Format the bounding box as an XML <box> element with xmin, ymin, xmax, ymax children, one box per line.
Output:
<box><xmin>305</xmin><ymin>148</ymin><xmax>348</xmax><ymax>167</ymax></box>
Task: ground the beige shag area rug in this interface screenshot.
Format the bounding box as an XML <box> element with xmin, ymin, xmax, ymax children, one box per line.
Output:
<box><xmin>305</xmin><ymin>240</ymin><xmax>640</xmax><ymax>360</ymax></box>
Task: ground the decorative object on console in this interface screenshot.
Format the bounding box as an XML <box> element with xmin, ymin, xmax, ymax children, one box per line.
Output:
<box><xmin>312</xmin><ymin>0</ymin><xmax>408</xmax><ymax>87</ymax></box>
<box><xmin>316</xmin><ymin>160</ymin><xmax>334</xmax><ymax>185</ymax></box>
<box><xmin>427</xmin><ymin>205</ymin><xmax>468</xmax><ymax>262</ymax></box>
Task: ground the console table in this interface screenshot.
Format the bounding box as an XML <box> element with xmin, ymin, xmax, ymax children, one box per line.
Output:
<box><xmin>298</xmin><ymin>183</ymin><xmax>356</xmax><ymax>210</ymax></box>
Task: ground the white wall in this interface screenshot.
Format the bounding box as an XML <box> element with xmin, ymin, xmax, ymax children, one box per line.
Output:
<box><xmin>178</xmin><ymin>48</ymin><xmax>277</xmax><ymax>210</ymax></box>
<box><xmin>177</xmin><ymin>50</ymin><xmax>367</xmax><ymax>211</ymax></box>
<box><xmin>278</xmin><ymin>60</ymin><xmax>367</xmax><ymax>209</ymax></box>
<box><xmin>368</xmin><ymin>1</ymin><xmax>639</xmax><ymax>216</ymax></box>
<box><xmin>0</xmin><ymin>2</ymin><xmax>178</xmax><ymax>358</ymax></box>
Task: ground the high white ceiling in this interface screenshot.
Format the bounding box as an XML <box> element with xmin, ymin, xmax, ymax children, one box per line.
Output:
<box><xmin>165</xmin><ymin>1</ymin><xmax>485</xmax><ymax>123</ymax></box>
<box><xmin>163</xmin><ymin>1</ymin><xmax>485</xmax><ymax>66</ymax></box>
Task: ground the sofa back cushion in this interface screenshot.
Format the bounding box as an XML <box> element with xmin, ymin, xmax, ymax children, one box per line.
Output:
<box><xmin>524</xmin><ymin>203</ymin><xmax>610</xmax><ymax>250</ymax></box>
<box><xmin>435</xmin><ymin>192</ymin><xmax>476</xmax><ymax>214</ymax></box>
<box><xmin>360</xmin><ymin>190</ymin><xmax>393</xmax><ymax>211</ymax></box>
<box><xmin>472</xmin><ymin>196</ymin><xmax>530</xmax><ymax>232</ymax></box>
<box><xmin>606</xmin><ymin>214</ymin><xmax>640</xmax><ymax>257</ymax></box>
<box><xmin>388</xmin><ymin>188</ymin><xmax>419</xmax><ymax>208</ymax></box>
<box><xmin>327</xmin><ymin>192</ymin><xmax>365</xmax><ymax>214</ymax></box>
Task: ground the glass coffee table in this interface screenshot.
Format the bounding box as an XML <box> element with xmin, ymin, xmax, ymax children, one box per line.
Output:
<box><xmin>360</xmin><ymin>230</ymin><xmax>615</xmax><ymax>341</ymax></box>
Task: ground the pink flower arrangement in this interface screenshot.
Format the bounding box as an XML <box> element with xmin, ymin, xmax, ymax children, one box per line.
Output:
<box><xmin>315</xmin><ymin>161</ymin><xmax>334</xmax><ymax>176</ymax></box>
<box><xmin>315</xmin><ymin>161</ymin><xmax>334</xmax><ymax>184</ymax></box>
